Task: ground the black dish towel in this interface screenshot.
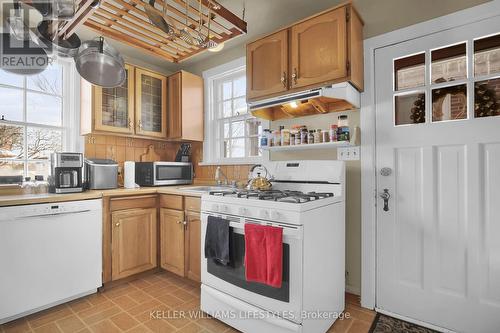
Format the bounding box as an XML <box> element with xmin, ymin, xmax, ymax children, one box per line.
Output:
<box><xmin>204</xmin><ymin>216</ymin><xmax>230</xmax><ymax>265</ymax></box>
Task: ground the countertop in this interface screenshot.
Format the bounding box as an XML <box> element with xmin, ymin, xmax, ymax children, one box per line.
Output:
<box><xmin>0</xmin><ymin>185</ymin><xmax>207</xmax><ymax>207</ymax></box>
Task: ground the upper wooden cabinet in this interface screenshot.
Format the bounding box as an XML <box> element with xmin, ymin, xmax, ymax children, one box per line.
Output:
<box><xmin>135</xmin><ymin>68</ymin><xmax>167</xmax><ymax>138</ymax></box>
<box><xmin>246</xmin><ymin>4</ymin><xmax>363</xmax><ymax>101</ymax></box>
<box><xmin>167</xmin><ymin>71</ymin><xmax>204</xmax><ymax>141</ymax></box>
<box><xmin>111</xmin><ymin>207</ymin><xmax>157</xmax><ymax>280</ymax></box>
<box><xmin>246</xmin><ymin>30</ymin><xmax>289</xmax><ymax>100</ymax></box>
<box><xmin>81</xmin><ymin>66</ymin><xmax>203</xmax><ymax>141</ymax></box>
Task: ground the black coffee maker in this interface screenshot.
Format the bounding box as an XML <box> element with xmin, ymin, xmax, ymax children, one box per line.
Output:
<box><xmin>49</xmin><ymin>152</ymin><xmax>84</xmax><ymax>193</ymax></box>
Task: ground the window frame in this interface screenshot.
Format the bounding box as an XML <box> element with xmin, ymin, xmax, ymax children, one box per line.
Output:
<box><xmin>0</xmin><ymin>58</ymin><xmax>83</xmax><ymax>178</ymax></box>
<box><xmin>202</xmin><ymin>57</ymin><xmax>268</xmax><ymax>165</ymax></box>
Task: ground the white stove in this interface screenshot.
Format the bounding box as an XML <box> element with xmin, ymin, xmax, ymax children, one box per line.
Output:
<box><xmin>200</xmin><ymin>161</ymin><xmax>346</xmax><ymax>333</ymax></box>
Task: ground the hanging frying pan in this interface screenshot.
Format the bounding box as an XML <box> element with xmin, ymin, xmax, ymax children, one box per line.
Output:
<box><xmin>75</xmin><ymin>36</ymin><xmax>126</xmax><ymax>88</ymax></box>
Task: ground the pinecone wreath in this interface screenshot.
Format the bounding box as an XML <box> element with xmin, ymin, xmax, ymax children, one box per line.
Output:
<box><xmin>475</xmin><ymin>83</ymin><xmax>499</xmax><ymax>117</ymax></box>
<box><xmin>410</xmin><ymin>93</ymin><xmax>425</xmax><ymax>123</ymax></box>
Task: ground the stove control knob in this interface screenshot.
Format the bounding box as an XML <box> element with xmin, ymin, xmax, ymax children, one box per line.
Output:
<box><xmin>212</xmin><ymin>204</ymin><xmax>219</xmax><ymax>212</ymax></box>
<box><xmin>221</xmin><ymin>205</ymin><xmax>229</xmax><ymax>213</ymax></box>
<box><xmin>271</xmin><ymin>210</ymin><xmax>282</xmax><ymax>220</ymax></box>
<box><xmin>239</xmin><ymin>207</ymin><xmax>248</xmax><ymax>215</ymax></box>
<box><xmin>260</xmin><ymin>210</ymin><xmax>270</xmax><ymax>219</ymax></box>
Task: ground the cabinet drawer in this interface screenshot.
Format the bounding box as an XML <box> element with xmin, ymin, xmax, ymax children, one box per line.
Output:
<box><xmin>110</xmin><ymin>195</ymin><xmax>157</xmax><ymax>211</ymax></box>
<box><xmin>160</xmin><ymin>194</ymin><xmax>184</xmax><ymax>210</ymax></box>
<box><xmin>185</xmin><ymin>196</ymin><xmax>201</xmax><ymax>212</ymax></box>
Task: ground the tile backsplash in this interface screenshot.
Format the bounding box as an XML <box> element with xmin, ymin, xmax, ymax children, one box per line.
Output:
<box><xmin>84</xmin><ymin>135</ymin><xmax>252</xmax><ymax>184</ymax></box>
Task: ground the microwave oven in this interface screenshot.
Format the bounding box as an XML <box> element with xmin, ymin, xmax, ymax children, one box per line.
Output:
<box><xmin>135</xmin><ymin>162</ymin><xmax>193</xmax><ymax>186</ymax></box>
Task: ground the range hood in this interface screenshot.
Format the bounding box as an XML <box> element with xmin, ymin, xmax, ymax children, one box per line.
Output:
<box><xmin>249</xmin><ymin>82</ymin><xmax>360</xmax><ymax>121</ymax></box>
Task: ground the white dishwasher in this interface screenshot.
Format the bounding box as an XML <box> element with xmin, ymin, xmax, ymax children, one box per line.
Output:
<box><xmin>0</xmin><ymin>199</ymin><xmax>103</xmax><ymax>324</ymax></box>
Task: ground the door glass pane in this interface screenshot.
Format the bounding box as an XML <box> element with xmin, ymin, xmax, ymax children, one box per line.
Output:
<box><xmin>432</xmin><ymin>84</ymin><xmax>467</xmax><ymax>122</ymax></box>
<box><xmin>394</xmin><ymin>92</ymin><xmax>425</xmax><ymax>125</ymax></box>
<box><xmin>475</xmin><ymin>78</ymin><xmax>500</xmax><ymax>118</ymax></box>
<box><xmin>0</xmin><ymin>87</ymin><xmax>23</xmax><ymax>122</ymax></box>
<box><xmin>474</xmin><ymin>33</ymin><xmax>500</xmax><ymax>77</ymax></box>
<box><xmin>0</xmin><ymin>125</ymin><xmax>24</xmax><ymax>158</ymax></box>
<box><xmin>28</xmin><ymin>161</ymin><xmax>50</xmax><ymax>179</ymax></box>
<box><xmin>27</xmin><ymin>92</ymin><xmax>62</xmax><ymax>126</ymax></box>
<box><xmin>27</xmin><ymin>127</ymin><xmax>62</xmax><ymax>160</ymax></box>
<box><xmin>0</xmin><ymin>160</ymin><xmax>24</xmax><ymax>176</ymax></box>
<box><xmin>431</xmin><ymin>43</ymin><xmax>467</xmax><ymax>84</ymax></box>
<box><xmin>101</xmin><ymin>69</ymin><xmax>129</xmax><ymax>128</ymax></box>
<box><xmin>394</xmin><ymin>53</ymin><xmax>425</xmax><ymax>91</ymax></box>
<box><xmin>27</xmin><ymin>63</ymin><xmax>62</xmax><ymax>96</ymax></box>
<box><xmin>140</xmin><ymin>74</ymin><xmax>162</xmax><ymax>133</ymax></box>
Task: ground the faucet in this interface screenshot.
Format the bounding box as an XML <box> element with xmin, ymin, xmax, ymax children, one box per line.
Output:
<box><xmin>214</xmin><ymin>166</ymin><xmax>229</xmax><ymax>186</ymax></box>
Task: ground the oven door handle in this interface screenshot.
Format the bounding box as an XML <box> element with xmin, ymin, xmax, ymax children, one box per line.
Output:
<box><xmin>228</xmin><ymin>221</ymin><xmax>302</xmax><ymax>239</ymax></box>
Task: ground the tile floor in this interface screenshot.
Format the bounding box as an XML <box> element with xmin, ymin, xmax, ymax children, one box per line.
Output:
<box><xmin>0</xmin><ymin>271</ymin><xmax>376</xmax><ymax>333</ymax></box>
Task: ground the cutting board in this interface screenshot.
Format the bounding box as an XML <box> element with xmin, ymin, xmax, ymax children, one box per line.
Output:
<box><xmin>140</xmin><ymin>145</ymin><xmax>161</xmax><ymax>162</ymax></box>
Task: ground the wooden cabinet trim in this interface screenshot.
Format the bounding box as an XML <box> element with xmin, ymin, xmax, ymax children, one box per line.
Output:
<box><xmin>160</xmin><ymin>194</ymin><xmax>184</xmax><ymax>210</ymax></box>
<box><xmin>110</xmin><ymin>195</ymin><xmax>157</xmax><ymax>212</ymax></box>
<box><xmin>185</xmin><ymin>196</ymin><xmax>201</xmax><ymax>212</ymax></box>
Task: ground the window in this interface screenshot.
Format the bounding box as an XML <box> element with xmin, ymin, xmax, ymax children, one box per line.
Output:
<box><xmin>0</xmin><ymin>60</ymin><xmax>81</xmax><ymax>180</ymax></box>
<box><xmin>203</xmin><ymin>57</ymin><xmax>264</xmax><ymax>164</ymax></box>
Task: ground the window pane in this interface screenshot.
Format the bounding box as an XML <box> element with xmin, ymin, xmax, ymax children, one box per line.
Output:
<box><xmin>27</xmin><ymin>127</ymin><xmax>62</xmax><ymax>160</ymax></box>
<box><xmin>224</xmin><ymin>140</ymin><xmax>230</xmax><ymax>158</ymax></box>
<box><xmin>395</xmin><ymin>92</ymin><xmax>425</xmax><ymax>125</ymax></box>
<box><xmin>432</xmin><ymin>84</ymin><xmax>467</xmax><ymax>122</ymax></box>
<box><xmin>431</xmin><ymin>43</ymin><xmax>467</xmax><ymax>84</ymax></box>
<box><xmin>27</xmin><ymin>63</ymin><xmax>63</xmax><ymax>95</ymax></box>
<box><xmin>224</xmin><ymin>122</ymin><xmax>230</xmax><ymax>139</ymax></box>
<box><xmin>474</xmin><ymin>33</ymin><xmax>500</xmax><ymax>77</ymax></box>
<box><xmin>248</xmin><ymin>137</ymin><xmax>261</xmax><ymax>157</ymax></box>
<box><xmin>27</xmin><ymin>92</ymin><xmax>62</xmax><ymax>126</ymax></box>
<box><xmin>0</xmin><ymin>125</ymin><xmax>23</xmax><ymax>158</ymax></box>
<box><xmin>394</xmin><ymin>53</ymin><xmax>425</xmax><ymax>90</ymax></box>
<box><xmin>28</xmin><ymin>161</ymin><xmax>50</xmax><ymax>180</ymax></box>
<box><xmin>234</xmin><ymin>76</ymin><xmax>246</xmax><ymax>97</ymax></box>
<box><xmin>222</xmin><ymin>81</ymin><xmax>232</xmax><ymax>100</ymax></box>
<box><xmin>222</xmin><ymin>101</ymin><xmax>232</xmax><ymax>118</ymax></box>
<box><xmin>475</xmin><ymin>78</ymin><xmax>500</xmax><ymax>118</ymax></box>
<box><xmin>233</xmin><ymin>97</ymin><xmax>247</xmax><ymax>116</ymax></box>
<box><xmin>0</xmin><ymin>70</ymin><xmax>23</xmax><ymax>87</ymax></box>
<box><xmin>246</xmin><ymin>118</ymin><xmax>261</xmax><ymax>136</ymax></box>
<box><xmin>231</xmin><ymin>121</ymin><xmax>245</xmax><ymax>137</ymax></box>
<box><xmin>0</xmin><ymin>87</ymin><xmax>23</xmax><ymax>122</ymax></box>
<box><xmin>0</xmin><ymin>160</ymin><xmax>24</xmax><ymax>176</ymax></box>
<box><xmin>230</xmin><ymin>138</ymin><xmax>245</xmax><ymax>158</ymax></box>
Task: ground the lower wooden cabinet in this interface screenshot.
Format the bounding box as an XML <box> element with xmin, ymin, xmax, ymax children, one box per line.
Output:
<box><xmin>184</xmin><ymin>210</ymin><xmax>201</xmax><ymax>282</ymax></box>
<box><xmin>160</xmin><ymin>208</ymin><xmax>185</xmax><ymax>276</ymax></box>
<box><xmin>111</xmin><ymin>207</ymin><xmax>157</xmax><ymax>280</ymax></box>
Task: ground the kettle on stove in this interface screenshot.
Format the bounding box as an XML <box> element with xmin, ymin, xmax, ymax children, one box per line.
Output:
<box><xmin>247</xmin><ymin>165</ymin><xmax>272</xmax><ymax>191</ymax></box>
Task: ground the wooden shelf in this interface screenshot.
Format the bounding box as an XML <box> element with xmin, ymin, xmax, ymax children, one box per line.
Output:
<box><xmin>262</xmin><ymin>141</ymin><xmax>352</xmax><ymax>152</ymax></box>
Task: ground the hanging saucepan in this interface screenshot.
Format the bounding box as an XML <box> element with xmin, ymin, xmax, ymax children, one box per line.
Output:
<box><xmin>75</xmin><ymin>36</ymin><xmax>126</xmax><ymax>88</ymax></box>
<box><xmin>20</xmin><ymin>0</ymin><xmax>76</xmax><ymax>20</ymax></box>
<box><xmin>35</xmin><ymin>20</ymin><xmax>81</xmax><ymax>58</ymax></box>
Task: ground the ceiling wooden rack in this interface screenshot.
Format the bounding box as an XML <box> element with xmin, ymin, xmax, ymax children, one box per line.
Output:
<box><xmin>67</xmin><ymin>0</ymin><xmax>247</xmax><ymax>63</ymax></box>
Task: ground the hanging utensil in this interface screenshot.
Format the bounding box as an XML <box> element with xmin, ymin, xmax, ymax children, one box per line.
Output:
<box><xmin>202</xmin><ymin>1</ymin><xmax>218</xmax><ymax>50</ymax></box>
<box><xmin>144</xmin><ymin>0</ymin><xmax>175</xmax><ymax>36</ymax></box>
<box><xmin>178</xmin><ymin>0</ymin><xmax>194</xmax><ymax>45</ymax></box>
<box><xmin>192</xmin><ymin>0</ymin><xmax>205</xmax><ymax>46</ymax></box>
<box><xmin>21</xmin><ymin>0</ymin><xmax>76</xmax><ymax>20</ymax></box>
<box><xmin>35</xmin><ymin>20</ymin><xmax>81</xmax><ymax>57</ymax></box>
<box><xmin>75</xmin><ymin>36</ymin><xmax>126</xmax><ymax>88</ymax></box>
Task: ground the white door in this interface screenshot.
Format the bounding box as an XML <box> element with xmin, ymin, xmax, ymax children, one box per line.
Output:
<box><xmin>375</xmin><ymin>15</ymin><xmax>500</xmax><ymax>333</ymax></box>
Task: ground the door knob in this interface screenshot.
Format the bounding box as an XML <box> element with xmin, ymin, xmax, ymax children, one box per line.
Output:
<box><xmin>379</xmin><ymin>189</ymin><xmax>391</xmax><ymax>212</ymax></box>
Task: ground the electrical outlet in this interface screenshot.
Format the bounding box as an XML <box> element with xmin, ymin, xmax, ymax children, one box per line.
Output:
<box><xmin>337</xmin><ymin>146</ymin><xmax>360</xmax><ymax>161</ymax></box>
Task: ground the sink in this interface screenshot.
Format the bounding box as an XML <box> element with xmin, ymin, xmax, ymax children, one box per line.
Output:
<box><xmin>178</xmin><ymin>186</ymin><xmax>236</xmax><ymax>193</ymax></box>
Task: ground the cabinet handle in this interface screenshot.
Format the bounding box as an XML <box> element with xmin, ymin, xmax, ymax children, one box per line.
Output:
<box><xmin>280</xmin><ymin>72</ymin><xmax>287</xmax><ymax>88</ymax></box>
<box><xmin>115</xmin><ymin>222</ymin><xmax>120</xmax><ymax>227</ymax></box>
<box><xmin>177</xmin><ymin>221</ymin><xmax>182</xmax><ymax>224</ymax></box>
<box><xmin>291</xmin><ymin>68</ymin><xmax>298</xmax><ymax>85</ymax></box>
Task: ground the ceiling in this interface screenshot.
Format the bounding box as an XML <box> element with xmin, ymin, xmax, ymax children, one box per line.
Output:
<box><xmin>2</xmin><ymin>0</ymin><xmax>492</xmax><ymax>74</ymax></box>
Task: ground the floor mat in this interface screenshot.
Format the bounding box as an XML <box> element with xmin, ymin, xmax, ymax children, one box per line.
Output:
<box><xmin>369</xmin><ymin>313</ymin><xmax>439</xmax><ymax>333</ymax></box>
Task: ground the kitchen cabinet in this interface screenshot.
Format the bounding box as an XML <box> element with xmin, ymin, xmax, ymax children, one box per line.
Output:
<box><xmin>159</xmin><ymin>195</ymin><xmax>201</xmax><ymax>282</ymax></box>
<box><xmin>246</xmin><ymin>30</ymin><xmax>288</xmax><ymax>100</ymax></box>
<box><xmin>160</xmin><ymin>208</ymin><xmax>185</xmax><ymax>276</ymax></box>
<box><xmin>135</xmin><ymin>68</ymin><xmax>167</xmax><ymax>138</ymax></box>
<box><xmin>167</xmin><ymin>71</ymin><xmax>204</xmax><ymax>141</ymax></box>
<box><xmin>111</xmin><ymin>207</ymin><xmax>158</xmax><ymax>280</ymax></box>
<box><xmin>246</xmin><ymin>3</ymin><xmax>363</xmax><ymax>101</ymax></box>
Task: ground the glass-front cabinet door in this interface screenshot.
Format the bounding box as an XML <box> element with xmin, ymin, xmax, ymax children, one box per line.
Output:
<box><xmin>94</xmin><ymin>64</ymin><xmax>135</xmax><ymax>134</ymax></box>
<box><xmin>135</xmin><ymin>68</ymin><xmax>167</xmax><ymax>138</ymax></box>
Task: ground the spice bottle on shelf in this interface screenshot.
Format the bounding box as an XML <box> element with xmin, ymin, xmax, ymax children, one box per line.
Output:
<box><xmin>308</xmin><ymin>130</ymin><xmax>315</xmax><ymax>144</ymax></box>
<box><xmin>281</xmin><ymin>128</ymin><xmax>290</xmax><ymax>146</ymax></box>
<box><xmin>337</xmin><ymin>115</ymin><xmax>350</xmax><ymax>141</ymax></box>
<box><xmin>314</xmin><ymin>129</ymin><xmax>321</xmax><ymax>143</ymax></box>
<box><xmin>261</xmin><ymin>129</ymin><xmax>270</xmax><ymax>147</ymax></box>
<box><xmin>329</xmin><ymin>124</ymin><xmax>338</xmax><ymax>142</ymax></box>
<box><xmin>301</xmin><ymin>127</ymin><xmax>308</xmax><ymax>144</ymax></box>
<box><xmin>322</xmin><ymin>130</ymin><xmax>330</xmax><ymax>143</ymax></box>
<box><xmin>272</xmin><ymin>128</ymin><xmax>281</xmax><ymax>146</ymax></box>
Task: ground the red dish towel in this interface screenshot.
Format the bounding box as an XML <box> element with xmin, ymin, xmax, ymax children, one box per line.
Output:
<box><xmin>244</xmin><ymin>223</ymin><xmax>283</xmax><ymax>288</ymax></box>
